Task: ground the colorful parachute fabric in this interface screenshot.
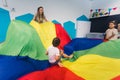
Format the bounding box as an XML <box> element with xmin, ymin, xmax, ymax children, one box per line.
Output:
<box><xmin>0</xmin><ymin>20</ymin><xmax>120</xmax><ymax>80</ymax></box>
<box><xmin>63</xmin><ymin>39</ymin><xmax>120</xmax><ymax>80</ymax></box>
<box><xmin>18</xmin><ymin>65</ymin><xmax>84</xmax><ymax>80</ymax></box>
<box><xmin>64</xmin><ymin>38</ymin><xmax>103</xmax><ymax>55</ymax></box>
<box><xmin>30</xmin><ymin>20</ymin><xmax>71</xmax><ymax>50</ymax></box>
<box><xmin>18</xmin><ymin>21</ymin><xmax>120</xmax><ymax>80</ymax></box>
<box><xmin>30</xmin><ymin>20</ymin><xmax>56</xmax><ymax>49</ymax></box>
<box><xmin>0</xmin><ymin>20</ymin><xmax>52</xmax><ymax>80</ymax></box>
<box><xmin>0</xmin><ymin>20</ymin><xmax>72</xmax><ymax>80</ymax></box>
<box><xmin>55</xmin><ymin>24</ymin><xmax>71</xmax><ymax>49</ymax></box>
<box><xmin>0</xmin><ymin>20</ymin><xmax>48</xmax><ymax>60</ymax></box>
<box><xmin>63</xmin><ymin>54</ymin><xmax>120</xmax><ymax>80</ymax></box>
<box><xmin>0</xmin><ymin>55</ymin><xmax>50</xmax><ymax>80</ymax></box>
<box><xmin>71</xmin><ymin>39</ymin><xmax>120</xmax><ymax>61</ymax></box>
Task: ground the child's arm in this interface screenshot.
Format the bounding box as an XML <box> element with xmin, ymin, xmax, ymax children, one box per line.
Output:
<box><xmin>55</xmin><ymin>56</ymin><xmax>61</xmax><ymax>61</ymax></box>
<box><xmin>106</xmin><ymin>32</ymin><xmax>115</xmax><ymax>40</ymax></box>
<box><xmin>62</xmin><ymin>53</ymin><xmax>73</xmax><ymax>58</ymax></box>
<box><xmin>105</xmin><ymin>29</ymin><xmax>110</xmax><ymax>40</ymax></box>
<box><xmin>105</xmin><ymin>29</ymin><xmax>116</xmax><ymax>40</ymax></box>
<box><xmin>108</xmin><ymin>30</ymin><xmax>118</xmax><ymax>40</ymax></box>
<box><xmin>46</xmin><ymin>51</ymin><xmax>48</xmax><ymax>55</ymax></box>
<box><xmin>105</xmin><ymin>30</ymin><xmax>108</xmax><ymax>40</ymax></box>
<box><xmin>108</xmin><ymin>34</ymin><xmax>115</xmax><ymax>40</ymax></box>
<box><xmin>60</xmin><ymin>50</ymin><xmax>73</xmax><ymax>59</ymax></box>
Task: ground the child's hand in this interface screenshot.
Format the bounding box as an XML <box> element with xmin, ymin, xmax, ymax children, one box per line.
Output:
<box><xmin>68</xmin><ymin>54</ymin><xmax>73</xmax><ymax>59</ymax></box>
<box><xmin>46</xmin><ymin>51</ymin><xmax>48</xmax><ymax>55</ymax></box>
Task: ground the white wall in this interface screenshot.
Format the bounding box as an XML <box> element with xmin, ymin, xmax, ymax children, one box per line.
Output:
<box><xmin>91</xmin><ymin>0</ymin><xmax>120</xmax><ymax>15</ymax></box>
<box><xmin>0</xmin><ymin>0</ymin><xmax>91</xmax><ymax>23</ymax></box>
<box><xmin>76</xmin><ymin>21</ymin><xmax>91</xmax><ymax>37</ymax></box>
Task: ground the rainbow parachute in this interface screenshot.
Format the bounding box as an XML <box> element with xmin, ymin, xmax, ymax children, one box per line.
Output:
<box><xmin>0</xmin><ymin>20</ymin><xmax>120</xmax><ymax>80</ymax></box>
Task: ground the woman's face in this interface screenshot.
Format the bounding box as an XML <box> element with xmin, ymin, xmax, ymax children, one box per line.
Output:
<box><xmin>39</xmin><ymin>8</ymin><xmax>44</xmax><ymax>14</ymax></box>
<box><xmin>109</xmin><ymin>23</ymin><xmax>115</xmax><ymax>29</ymax></box>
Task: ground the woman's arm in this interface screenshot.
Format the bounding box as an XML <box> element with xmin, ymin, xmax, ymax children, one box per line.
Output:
<box><xmin>44</xmin><ymin>16</ymin><xmax>48</xmax><ymax>22</ymax></box>
<box><xmin>45</xmin><ymin>18</ymin><xmax>48</xmax><ymax>22</ymax></box>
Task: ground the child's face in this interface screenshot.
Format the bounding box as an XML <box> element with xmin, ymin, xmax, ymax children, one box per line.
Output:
<box><xmin>109</xmin><ymin>23</ymin><xmax>115</xmax><ymax>29</ymax></box>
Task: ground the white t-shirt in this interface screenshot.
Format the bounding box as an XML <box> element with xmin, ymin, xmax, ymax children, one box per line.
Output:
<box><xmin>105</xmin><ymin>28</ymin><xmax>118</xmax><ymax>40</ymax></box>
<box><xmin>47</xmin><ymin>45</ymin><xmax>60</xmax><ymax>63</ymax></box>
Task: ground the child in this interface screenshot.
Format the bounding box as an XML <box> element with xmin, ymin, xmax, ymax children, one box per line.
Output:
<box><xmin>118</xmin><ymin>23</ymin><xmax>120</xmax><ymax>32</ymax></box>
<box><xmin>105</xmin><ymin>21</ymin><xmax>118</xmax><ymax>40</ymax></box>
<box><xmin>118</xmin><ymin>23</ymin><xmax>120</xmax><ymax>38</ymax></box>
<box><xmin>46</xmin><ymin>37</ymin><xmax>73</xmax><ymax>67</ymax></box>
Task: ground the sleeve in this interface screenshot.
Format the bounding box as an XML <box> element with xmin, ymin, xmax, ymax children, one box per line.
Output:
<box><xmin>55</xmin><ymin>49</ymin><xmax>60</xmax><ymax>56</ymax></box>
<box><xmin>113</xmin><ymin>29</ymin><xmax>118</xmax><ymax>35</ymax></box>
<box><xmin>105</xmin><ymin>29</ymin><xmax>108</xmax><ymax>34</ymax></box>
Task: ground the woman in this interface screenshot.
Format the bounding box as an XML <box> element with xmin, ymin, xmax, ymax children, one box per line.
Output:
<box><xmin>33</xmin><ymin>6</ymin><xmax>48</xmax><ymax>23</ymax></box>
